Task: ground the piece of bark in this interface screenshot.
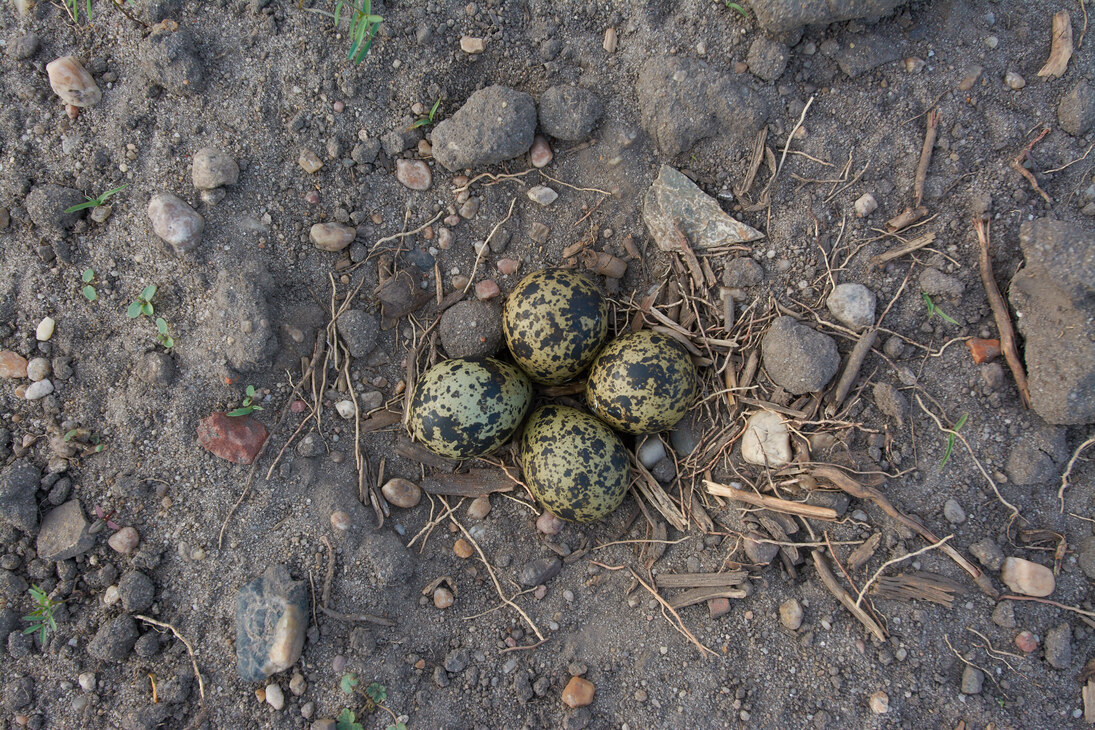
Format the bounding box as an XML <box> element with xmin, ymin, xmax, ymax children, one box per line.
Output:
<box><xmin>847</xmin><ymin>532</ymin><xmax>882</xmax><ymax>571</ymax></box>
<box><xmin>1038</xmin><ymin>11</ymin><xmax>1073</xmax><ymax>78</ymax></box>
<box><xmin>812</xmin><ymin>550</ymin><xmax>886</xmax><ymax>641</ymax></box>
<box><xmin>655</xmin><ymin>571</ymin><xmax>749</xmax><ymax>589</ymax></box>
<box><xmin>393</xmin><ymin>434</ymin><xmax>455</xmax><ymax>471</ymax></box>
<box><xmin>421</xmin><ymin>468</ymin><xmax>515</xmax><ymax>497</ymax></box>
<box><xmin>706</xmin><ymin>480</ymin><xmax>839</xmax><ymax>520</ymax></box>
<box><xmin>668</xmin><ymin>586</ymin><xmax>750</xmax><ymax>610</ymax></box>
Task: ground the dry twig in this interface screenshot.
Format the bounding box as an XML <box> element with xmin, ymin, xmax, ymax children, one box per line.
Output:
<box><xmin>974</xmin><ymin>218</ymin><xmax>1031</xmax><ymax>408</ymax></box>
<box><xmin>135</xmin><ymin>615</ymin><xmax>205</xmax><ymax>701</ymax></box>
<box><xmin>1058</xmin><ymin>434</ymin><xmax>1095</xmax><ymax>511</ymax></box>
<box><xmin>855</xmin><ymin>535</ymin><xmax>952</xmax><ymax>607</ymax></box>
<box><xmin>913</xmin><ymin>110</ymin><xmax>940</xmax><ymax>208</ymax></box>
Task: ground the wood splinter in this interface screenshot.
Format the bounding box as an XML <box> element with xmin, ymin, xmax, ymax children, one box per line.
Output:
<box><xmin>974</xmin><ymin>218</ymin><xmax>1031</xmax><ymax>408</ymax></box>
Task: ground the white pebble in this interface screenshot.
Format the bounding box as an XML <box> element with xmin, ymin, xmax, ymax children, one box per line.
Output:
<box><xmin>36</xmin><ymin>316</ymin><xmax>55</xmax><ymax>341</ymax></box>
<box><xmin>24</xmin><ymin>379</ymin><xmax>54</xmax><ymax>400</ymax></box>
<box><xmin>265</xmin><ymin>683</ymin><xmax>285</xmax><ymax>710</ymax></box>
<box><xmin>26</xmin><ymin>357</ymin><xmax>50</xmax><ymax>382</ymax></box>
<box><xmin>78</xmin><ymin>673</ymin><xmax>96</xmax><ymax>692</ymax></box>
<box><xmin>335</xmin><ymin>400</ymin><xmax>356</xmax><ymax>419</ymax></box>
<box><xmin>102</xmin><ymin>585</ymin><xmax>120</xmax><ymax>606</ymax></box>
<box><xmin>854</xmin><ymin>193</ymin><xmax>878</xmax><ymax>218</ymax></box>
<box><xmin>741</xmin><ymin>410</ymin><xmax>791</xmax><ymax>467</ymax></box>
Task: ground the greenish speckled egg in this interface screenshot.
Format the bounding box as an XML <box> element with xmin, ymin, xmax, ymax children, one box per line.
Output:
<box><xmin>586</xmin><ymin>330</ymin><xmax>699</xmax><ymax>435</ymax></box>
<box><xmin>503</xmin><ymin>268</ymin><xmax>608</xmax><ymax>385</ymax></box>
<box><xmin>520</xmin><ymin>405</ymin><xmax>629</xmax><ymax>523</ymax></box>
<box><xmin>409</xmin><ymin>357</ymin><xmax>532</xmax><ymax>459</ymax></box>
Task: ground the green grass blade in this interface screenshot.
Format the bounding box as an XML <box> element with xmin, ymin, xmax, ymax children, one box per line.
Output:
<box><xmin>65</xmin><ymin>200</ymin><xmax>98</xmax><ymax>213</ymax></box>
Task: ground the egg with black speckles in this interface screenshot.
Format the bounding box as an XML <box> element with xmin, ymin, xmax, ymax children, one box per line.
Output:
<box><xmin>503</xmin><ymin>268</ymin><xmax>608</xmax><ymax>385</ymax></box>
<box><xmin>408</xmin><ymin>357</ymin><xmax>533</xmax><ymax>459</ymax></box>
<box><xmin>586</xmin><ymin>329</ymin><xmax>698</xmax><ymax>435</ymax></box>
<box><xmin>520</xmin><ymin>405</ymin><xmax>629</xmax><ymax>523</ymax></box>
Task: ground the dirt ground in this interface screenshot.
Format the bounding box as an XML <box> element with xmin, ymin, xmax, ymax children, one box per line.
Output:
<box><xmin>1</xmin><ymin>0</ymin><xmax>1094</xmax><ymax>728</ymax></box>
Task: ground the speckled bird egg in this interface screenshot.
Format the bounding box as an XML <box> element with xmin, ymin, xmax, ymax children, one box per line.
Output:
<box><xmin>409</xmin><ymin>357</ymin><xmax>532</xmax><ymax>459</ymax></box>
<box><xmin>520</xmin><ymin>405</ymin><xmax>629</xmax><ymax>523</ymax></box>
<box><xmin>586</xmin><ymin>330</ymin><xmax>698</xmax><ymax>435</ymax></box>
<box><xmin>502</xmin><ymin>268</ymin><xmax>608</xmax><ymax>385</ymax></box>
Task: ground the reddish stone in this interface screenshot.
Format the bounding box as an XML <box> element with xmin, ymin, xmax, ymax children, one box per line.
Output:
<box><xmin>0</xmin><ymin>351</ymin><xmax>28</xmax><ymax>379</ymax></box>
<box><xmin>475</xmin><ymin>279</ymin><xmax>501</xmax><ymax>301</ymax></box>
<box><xmin>197</xmin><ymin>412</ymin><xmax>269</xmax><ymax>464</ymax></box>
<box><xmin>708</xmin><ymin>597</ymin><xmax>731</xmax><ymax>618</ymax></box>
<box><xmin>966</xmin><ymin>337</ymin><xmax>1001</xmax><ymax>364</ymax></box>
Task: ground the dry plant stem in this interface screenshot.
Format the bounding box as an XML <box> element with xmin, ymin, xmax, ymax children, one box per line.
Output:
<box><xmin>369</xmin><ymin>210</ymin><xmax>445</xmax><ymax>252</ymax></box>
<box><xmin>886</xmin><ymin>206</ymin><xmax>928</xmax><ymax>232</ymax></box>
<box><xmin>810</xmin><ymin>551</ymin><xmax>886</xmax><ymax>641</ymax></box>
<box><xmin>811</xmin><ymin>465</ymin><xmax>996</xmax><ymax>598</ymax></box>
<box><xmin>452</xmin><ymin>168</ymin><xmax>535</xmax><ymax>195</ymax></box>
<box><xmin>135</xmin><ymin>615</ymin><xmax>205</xmax><ymax>701</ymax></box>
<box><xmin>974</xmin><ymin>218</ymin><xmax>1031</xmax><ymax>408</ymax></box>
<box><xmin>705</xmin><ymin>480</ymin><xmax>838</xmax><ymax>520</ymax></box>
<box><xmin>1000</xmin><ymin>594</ymin><xmax>1095</xmax><ymax>621</ymax></box>
<box><xmin>1012</xmin><ymin>128</ymin><xmax>1053</xmax><ymax>204</ymax></box>
<box><xmin>775</xmin><ymin>95</ymin><xmax>815</xmax><ymax>179</ymax></box>
<box><xmin>319</xmin><ymin>605</ymin><xmax>394</xmax><ymax>627</ymax></box>
<box><xmin>855</xmin><ymin>534</ymin><xmax>952</xmax><ymax>608</ymax></box>
<box><xmin>829</xmin><ymin>327</ymin><xmax>878</xmax><ymax>411</ymax></box>
<box><xmin>464</xmin><ymin>197</ymin><xmax>518</xmax><ymax>294</ymax></box>
<box><xmin>630</xmin><ymin>454</ymin><xmax>688</xmax><ymax>531</ymax></box>
<box><xmin>1058</xmin><ymin>434</ymin><xmax>1095</xmax><ymax>510</ymax></box>
<box><xmin>913</xmin><ymin>394</ymin><xmax>1022</xmax><ymax>523</ymax></box>
<box><xmin>628</xmin><ymin>568</ymin><xmax>716</xmax><ymax>658</ymax></box>
<box><xmin>869</xmin><ymin>232</ymin><xmax>936</xmax><ymax>269</ymax></box>
<box><xmin>445</xmin><ymin>503</ymin><xmax>545</xmax><ymax>643</ymax></box>
<box><xmin>913</xmin><ymin>110</ymin><xmax>940</xmax><ymax>208</ymax></box>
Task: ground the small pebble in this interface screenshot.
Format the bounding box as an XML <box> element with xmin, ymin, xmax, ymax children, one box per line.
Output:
<box><xmin>395</xmin><ymin>159</ymin><xmax>432</xmax><ymax>191</ymax></box>
<box><xmin>536</xmin><ymin>511</ymin><xmax>564</xmax><ymax>536</ymax></box>
<box><xmin>779</xmin><ymin>598</ymin><xmax>803</xmax><ymax>630</ymax></box>
<box><xmin>942</xmin><ymin>498</ymin><xmax>966</xmax><ymax>524</ymax></box>
<box><xmin>78</xmin><ymin>673</ymin><xmax>96</xmax><ymax>692</ymax></box>
<box><xmin>868</xmin><ymin>691</ymin><xmax>889</xmax><ymax>714</ymax></box>
<box><xmin>496</xmin><ymin>259</ymin><xmax>520</xmax><ymax>276</ymax></box>
<box><xmin>1004</xmin><ymin>71</ymin><xmax>1026</xmax><ymax>90</ymax></box>
<box><xmin>381</xmin><ymin>478</ymin><xmax>421</xmax><ymax>509</ymax></box>
<box><xmin>460</xmin><ymin>36</ymin><xmax>485</xmax><ymax>54</ymax></box>
<box><xmin>36</xmin><ymin>317</ymin><xmax>56</xmax><ymax>341</ymax></box>
<box><xmin>330</xmin><ymin>511</ymin><xmax>352</xmax><ymax>532</ymax></box>
<box><xmin>529</xmin><ymin>135</ymin><xmax>553</xmax><ymax>168</ymax></box>
<box><xmin>854</xmin><ymin>193</ymin><xmax>877</xmax><ymax>218</ymax></box>
<box><xmin>46</xmin><ymin>56</ymin><xmax>101</xmax><ymax>107</ymax></box>
<box><xmin>0</xmin><ymin>351</ymin><xmax>28</xmax><ymax>378</ymax></box>
<box><xmin>1000</xmin><ymin>557</ymin><xmax>1054</xmax><ymax>597</ymax></box>
<box><xmin>107</xmin><ymin>526</ymin><xmax>139</xmax><ymax>555</ymax></box>
<box><xmin>24</xmin><ymin>379</ymin><xmax>54</xmax><ymax>400</ymax></box>
<box><xmin>335</xmin><ymin>400</ymin><xmax>355</xmax><ymax>419</ymax></box>
<box><xmin>289</xmin><ymin>673</ymin><xmax>306</xmax><ymax>697</ymax></box>
<box><xmin>474</xmin><ymin>280</ymin><xmax>500</xmax><ymax>300</ymax></box>
<box><xmin>562</xmin><ymin>677</ymin><xmax>595</xmax><ymax>708</ymax></box>
<box><xmin>467</xmin><ymin>496</ymin><xmax>491</xmax><ymax>519</ymax></box>
<box><xmin>527</xmin><ymin>185</ymin><xmax>558</xmax><ymax>206</ymax></box>
<box><xmin>298</xmin><ymin>149</ymin><xmax>323</xmax><ymax>173</ymax></box>
<box><xmin>1015</xmin><ymin>630</ymin><xmax>1038</xmax><ymax>653</ymax></box>
<box><xmin>433</xmin><ymin>587</ymin><xmax>454</xmax><ymax>609</ymax></box>
<box><xmin>310</xmin><ymin>223</ymin><xmax>355</xmax><ymax>252</ymax></box>
<box><xmin>453</xmin><ymin>538</ymin><xmax>474</xmax><ymax>559</ymax></box>
<box><xmin>265</xmin><ymin>683</ymin><xmax>285</xmax><ymax>711</ymax></box>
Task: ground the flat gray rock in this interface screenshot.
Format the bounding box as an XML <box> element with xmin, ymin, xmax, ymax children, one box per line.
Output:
<box><xmin>833</xmin><ymin>34</ymin><xmax>902</xmax><ymax>78</ymax></box>
<box><xmin>643</xmin><ymin>166</ymin><xmax>764</xmax><ymax>253</ymax></box>
<box><xmin>88</xmin><ymin>615</ymin><xmax>139</xmax><ymax>662</ymax></box>
<box><xmin>37</xmin><ymin>500</ymin><xmax>95</xmax><ymax>562</ymax></box>
<box><xmin>235</xmin><ymin>564</ymin><xmax>308</xmax><ymax>681</ymax></box>
<box><xmin>431</xmin><ymin>86</ymin><xmax>537</xmax><ymax>171</ymax></box>
<box><xmin>1009</xmin><ymin>219</ymin><xmax>1095</xmax><ymax>424</ymax></box>
<box><xmin>751</xmin><ymin>0</ymin><xmax>908</xmax><ymax>33</ymax></box>
<box><xmin>635</xmin><ymin>57</ymin><xmax>767</xmax><ymax>158</ymax></box>
<box><xmin>1004</xmin><ymin>425</ymin><xmax>1068</xmax><ymax>486</ymax></box>
<box><xmin>0</xmin><ymin>460</ymin><xmax>41</xmax><ymax>535</ymax></box>
<box><xmin>25</xmin><ymin>184</ymin><xmax>83</xmax><ymax>231</ymax></box>
<box><xmin>538</xmin><ymin>85</ymin><xmax>602</xmax><ymax>141</ymax></box>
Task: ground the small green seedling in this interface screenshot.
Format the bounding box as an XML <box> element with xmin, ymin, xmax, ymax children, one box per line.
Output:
<box><xmin>22</xmin><ymin>585</ymin><xmax>63</xmax><ymax>643</ymax></box>
<box><xmin>409</xmin><ymin>98</ymin><xmax>442</xmax><ymax>130</ymax></box>
<box><xmin>336</xmin><ymin>709</ymin><xmax>364</xmax><ymax>730</ymax></box>
<box><xmin>65</xmin><ymin>183</ymin><xmax>129</xmax><ymax>213</ymax></box>
<box><xmin>64</xmin><ymin>428</ymin><xmax>106</xmax><ymax>455</ymax></box>
<box><xmin>724</xmin><ymin>1</ymin><xmax>748</xmax><ymax>18</ymax></box>
<box><xmin>155</xmin><ymin>318</ymin><xmax>175</xmax><ymax>349</ymax></box>
<box><xmin>922</xmin><ymin>293</ymin><xmax>959</xmax><ymax>326</ymax></box>
<box><xmin>339</xmin><ymin>675</ymin><xmax>406</xmax><ymax>730</ymax></box>
<box><xmin>227</xmin><ymin>385</ymin><xmax>263</xmax><ymax>417</ymax></box>
<box><xmin>940</xmin><ymin>412</ymin><xmax>969</xmax><ymax>469</ymax></box>
<box><xmin>127</xmin><ymin>284</ymin><xmax>157</xmax><ymax>319</ymax></box>
<box><xmin>81</xmin><ymin>268</ymin><xmax>98</xmax><ymax>301</ymax></box>
<box><xmin>336</xmin><ymin>0</ymin><xmax>383</xmax><ymax>63</ymax></box>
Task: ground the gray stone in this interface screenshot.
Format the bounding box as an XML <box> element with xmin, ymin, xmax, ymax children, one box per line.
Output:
<box><xmin>88</xmin><ymin>615</ymin><xmax>139</xmax><ymax>662</ymax></box>
<box><xmin>117</xmin><ymin>570</ymin><xmax>155</xmax><ymax>613</ymax></box>
<box><xmin>235</xmin><ymin>565</ymin><xmax>308</xmax><ymax>681</ymax></box>
<box><xmin>136</xmin><ymin>351</ymin><xmax>175</xmax><ymax>386</ymax></box>
<box><xmin>743</xmin><ymin>535</ymin><xmax>779</xmax><ymax>564</ymax></box>
<box><xmin>826</xmin><ymin>283</ymin><xmax>876</xmax><ymax>330</ymax></box>
<box><xmin>443</xmin><ymin>647</ymin><xmax>470</xmax><ymax>673</ymax></box>
<box><xmin>919</xmin><ymin>268</ymin><xmax>965</xmax><ymax>300</ymax></box>
<box><xmin>213</xmin><ymin>265</ymin><xmax>277</xmax><ymax>373</ymax></box>
<box><xmin>439</xmin><ymin>300</ymin><xmax>503</xmax><ymax>359</ymax></box>
<box><xmin>804</xmin><ymin>491</ymin><xmax>850</xmax><ymax>516</ymax></box>
<box><xmin>991</xmin><ymin>600</ymin><xmax>1016</xmax><ymax>628</ymax></box>
<box><xmin>747</xmin><ymin>36</ymin><xmax>790</xmax><ymax>82</ymax></box>
<box><xmin>1005</xmin><ymin>426</ymin><xmax>1068</xmax><ymax>485</ymax></box>
<box><xmin>431</xmin><ymin>86</ymin><xmax>537</xmax><ymax>171</ymax></box>
<box><xmin>337</xmin><ymin>309</ymin><xmax>379</xmax><ymax>360</ymax></box>
<box><xmin>833</xmin><ymin>34</ymin><xmax>902</xmax><ymax>78</ymax></box>
<box><xmin>750</xmin><ymin>0</ymin><xmax>907</xmax><ymax>33</ymax></box>
<box><xmin>942</xmin><ymin>498</ymin><xmax>966</xmax><ymax>525</ymax></box>
<box><xmin>882</xmin><ymin>336</ymin><xmax>904</xmax><ymax>359</ymax></box>
<box><xmin>1058</xmin><ymin>82</ymin><xmax>1095</xmax><ymax>137</ymax></box>
<box><xmin>761</xmin><ymin>317</ymin><xmax>840</xmax><ymax>395</ymax></box>
<box><xmin>2</xmin><ymin>676</ymin><xmax>33</xmax><ymax>710</ymax></box>
<box><xmin>0</xmin><ymin>460</ymin><xmax>40</xmax><ymax>534</ymax></box>
<box><xmin>0</xmin><ymin>609</ymin><xmax>17</xmax><ymax>644</ymax></box>
<box><xmin>26</xmin><ymin>184</ymin><xmax>83</xmax><ymax>231</ymax></box>
<box><xmin>309</xmin><ymin>223</ymin><xmax>356</xmax><ymax>251</ymax></box>
<box><xmin>651</xmin><ymin>458</ymin><xmax>676</xmax><ymax>484</ymax></box>
<box><xmin>381</xmin><ymin>126</ymin><xmax>419</xmax><ymax>158</ymax></box>
<box><xmin>1044</xmin><ymin>622</ymin><xmax>1072</xmax><ymax>669</ymax></box>
<box><xmin>723</xmin><ymin>258</ymin><xmax>764</xmax><ymax>288</ymax></box>
<box><xmin>538</xmin><ymin>85</ymin><xmax>603</xmax><ymax>141</ymax></box>
<box><xmin>1078</xmin><ymin>536</ymin><xmax>1095</xmax><ymax>580</ymax></box>
<box><xmin>969</xmin><ymin>537</ymin><xmax>1004</xmax><ymax>572</ymax></box>
<box><xmin>643</xmin><ymin>166</ymin><xmax>764</xmax><ymax>254</ymax></box>
<box><xmin>872</xmin><ymin>382</ymin><xmax>908</xmax><ymax>427</ymax></box>
<box><xmin>133</xmin><ymin>632</ymin><xmax>161</xmax><ymax>658</ymax></box>
<box><xmin>0</xmin><ymin>570</ymin><xmax>27</xmax><ymax>602</ymax></box>
<box><xmin>192</xmin><ymin>148</ymin><xmax>239</xmax><ymax>189</ymax></box>
<box><xmin>1010</xmin><ymin>220</ymin><xmax>1095</xmax><ymax>424</ymax></box>
<box><xmin>518</xmin><ymin>557</ymin><xmax>562</xmax><ymax>587</ymax></box>
<box><xmin>148</xmin><ymin>193</ymin><xmax>204</xmax><ymax>254</ymax></box>
<box><xmin>960</xmin><ymin>666</ymin><xmax>983</xmax><ymax>694</ymax></box>
<box><xmin>37</xmin><ymin>500</ymin><xmax>95</xmax><ymax>561</ymax></box>
<box><xmin>141</xmin><ymin>27</ymin><xmax>203</xmax><ymax>94</ymax></box>
<box><xmin>636</xmin><ymin>57</ymin><xmax>767</xmax><ymax>157</ymax></box>
<box><xmin>8</xmin><ymin>33</ymin><xmax>39</xmax><ymax>60</ymax></box>
<box><xmin>669</xmin><ymin>417</ymin><xmax>702</xmax><ymax>456</ymax></box>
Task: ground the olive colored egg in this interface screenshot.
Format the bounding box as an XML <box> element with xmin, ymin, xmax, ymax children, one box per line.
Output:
<box><xmin>586</xmin><ymin>330</ymin><xmax>699</xmax><ymax>434</ymax></box>
<box><xmin>408</xmin><ymin>357</ymin><xmax>532</xmax><ymax>459</ymax></box>
<box><xmin>503</xmin><ymin>268</ymin><xmax>608</xmax><ymax>385</ymax></box>
<box><xmin>520</xmin><ymin>405</ymin><xmax>629</xmax><ymax>523</ymax></box>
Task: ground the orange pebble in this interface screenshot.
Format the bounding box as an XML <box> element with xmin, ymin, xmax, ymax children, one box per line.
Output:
<box><xmin>966</xmin><ymin>337</ymin><xmax>1001</xmax><ymax>364</ymax></box>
